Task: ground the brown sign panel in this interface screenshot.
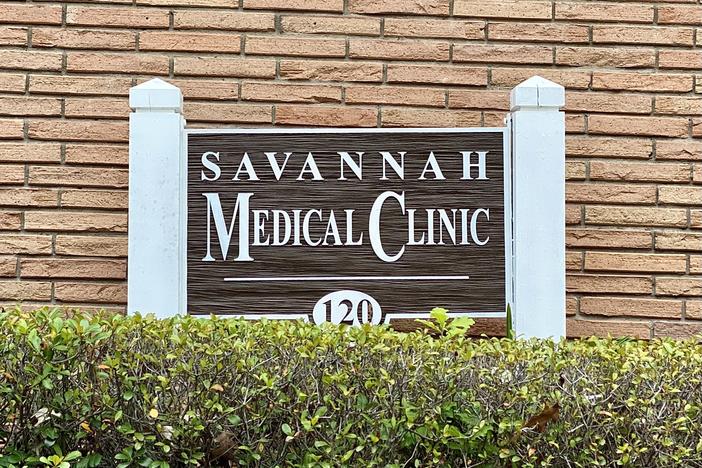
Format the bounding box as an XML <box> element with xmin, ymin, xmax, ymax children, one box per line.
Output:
<box><xmin>187</xmin><ymin>129</ymin><xmax>508</xmax><ymax>324</ymax></box>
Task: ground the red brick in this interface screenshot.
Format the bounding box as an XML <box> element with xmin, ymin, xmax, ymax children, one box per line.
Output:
<box><xmin>174</xmin><ymin>57</ymin><xmax>276</xmax><ymax>78</ymax></box>
<box><xmin>67</xmin><ymin>7</ymin><xmax>170</xmax><ymax>29</ymax></box>
<box><xmin>688</xmin><ymin>300</ymin><xmax>702</xmax><ymax>319</ymax></box>
<box><xmin>585</xmin><ymin>252</ymin><xmax>687</xmax><ymax>273</ymax></box>
<box><xmin>0</xmin><ymin>119</ymin><xmax>24</xmax><ymax>140</ymax></box>
<box><xmin>246</xmin><ymin>36</ymin><xmax>345</xmax><ymax>58</ymax></box>
<box><xmin>29</xmin><ymin>166</ymin><xmax>128</xmax><ymax>188</ymax></box>
<box><xmin>567</xmin><ymin>274</ymin><xmax>653</xmax><ymax>294</ymax></box>
<box><xmin>691</xmin><ymin>255</ymin><xmax>702</xmax><ymax>274</ymax></box>
<box><xmin>489</xmin><ymin>22</ymin><xmax>588</xmax><ymax>43</ymax></box>
<box><xmin>593</xmin><ymin>26</ymin><xmax>694</xmax><ymax>46</ymax></box>
<box><xmin>588</xmin><ymin>115</ymin><xmax>688</xmax><ymax>138</ymax></box>
<box><xmin>24</xmin><ymin>211</ymin><xmax>127</xmax><ymax>232</ymax></box>
<box><xmin>692</xmin><ymin>210</ymin><xmax>702</xmax><ymax>228</ymax></box>
<box><xmin>173</xmin><ymin>11</ymin><xmax>275</xmax><ymax>31</ymax></box>
<box><xmin>65</xmin><ymin>144</ymin><xmax>128</xmax><ymax>166</ymax></box>
<box><xmin>0</xmin><ymin>4</ymin><xmax>63</xmax><ymax>25</ymax></box>
<box><xmin>656</xmin><ymin>140</ymin><xmax>702</xmax><ymax>161</ymax></box>
<box><xmin>346</xmin><ymin>85</ymin><xmax>445</xmax><ymax>107</ymax></box>
<box><xmin>350</xmin><ymin>39</ymin><xmax>449</xmax><ymax>61</ymax></box>
<box><xmin>555</xmin><ymin>2</ymin><xmax>653</xmax><ymax>23</ymax></box>
<box><xmin>693</xmin><ymin>118</ymin><xmax>702</xmax><ymax>138</ymax></box>
<box><xmin>0</xmin><ymin>143</ymin><xmax>60</xmax><ymax>163</ymax></box>
<box><xmin>567</xmin><ymin>251</ymin><xmax>583</xmax><ymax>271</ymax></box>
<box><xmin>566</xmin><ymin>228</ymin><xmax>653</xmax><ymax>249</ymax></box>
<box><xmin>55</xmin><ymin>235</ymin><xmax>127</xmax><ymax>257</ymax></box>
<box><xmin>141</xmin><ymin>31</ymin><xmax>241</xmax><ymax>53</ymax></box>
<box><xmin>592</xmin><ymin>72</ymin><xmax>693</xmax><ymax>93</ymax></box>
<box><xmin>483</xmin><ymin>111</ymin><xmax>510</xmax><ymax>127</ymax></box>
<box><xmin>167</xmin><ymin>79</ymin><xmax>239</xmax><ymax>101</ymax></box>
<box><xmin>585</xmin><ymin>206</ymin><xmax>688</xmax><ymax>228</ymax></box>
<box><xmin>387</xmin><ymin>64</ymin><xmax>487</xmax><ymax>86</ymax></box>
<box><xmin>242</xmin><ymin>82</ymin><xmax>340</xmax><ymax>103</ymax></box>
<box><xmin>655</xmin><ymin>232</ymin><xmax>702</xmax><ymax>251</ymax></box>
<box><xmin>0</xmin><ymin>212</ymin><xmax>21</xmax><ymax>230</ymax></box>
<box><xmin>20</xmin><ymin>258</ymin><xmax>126</xmax><ymax>279</ymax></box>
<box><xmin>566</xmin><ymin>162</ymin><xmax>587</xmax><ymax>180</ymax></box>
<box><xmin>64</xmin><ymin>98</ymin><xmax>130</xmax><ymax>119</ymax></box>
<box><xmin>0</xmin><ymin>50</ymin><xmax>62</xmax><ymax>72</ymax></box>
<box><xmin>0</xmin><ymin>165</ymin><xmax>24</xmax><ymax>185</ymax></box>
<box><xmin>658</xmin><ymin>186</ymin><xmax>702</xmax><ymax>205</ymax></box>
<box><xmin>566</xmin><ymin>114</ymin><xmax>587</xmax><ymax>134</ymax></box>
<box><xmin>0</xmin><ymin>170</ymin><xmax>23</xmax><ymax>189</ymax></box>
<box><xmin>658</xmin><ymin>5</ymin><xmax>702</xmax><ymax>25</ymax></box>
<box><xmin>659</xmin><ymin>50</ymin><xmax>702</xmax><ymax>70</ymax></box>
<box><xmin>60</xmin><ymin>190</ymin><xmax>127</xmax><ymax>210</ymax></box>
<box><xmin>566</xmin><ymin>296</ymin><xmax>578</xmax><ymax>316</ymax></box>
<box><xmin>556</xmin><ymin>47</ymin><xmax>655</xmax><ymax>68</ymax></box>
<box><xmin>67</xmin><ymin>52</ymin><xmax>169</xmax><ymax>75</ymax></box>
<box><xmin>447</xmin><ymin>89</ymin><xmax>508</xmax><ymax>110</ymax></box>
<box><xmin>590</xmin><ymin>161</ymin><xmax>690</xmax><ymax>183</ymax></box>
<box><xmin>653</xmin><ymin>322</ymin><xmax>702</xmax><ymax>339</ymax></box>
<box><xmin>185</xmin><ymin>102</ymin><xmax>272</xmax><ymax>124</ymax></box>
<box><xmin>454</xmin><ymin>1</ymin><xmax>552</xmax><ymax>19</ymax></box>
<box><xmin>566</xmin><ymin>183</ymin><xmax>656</xmax><ymax>205</ymax></box>
<box><xmin>280</xmin><ymin>60</ymin><xmax>383</xmax><ymax>82</ymax></box>
<box><xmin>0</xmin><ymin>73</ymin><xmax>25</xmax><ymax>94</ymax></box>
<box><xmin>276</xmin><ymin>105</ymin><xmax>377</xmax><ymax>127</ymax></box>
<box><xmin>55</xmin><ymin>282</ymin><xmax>127</xmax><ymax>303</ymax></box>
<box><xmin>32</xmin><ymin>28</ymin><xmax>136</xmax><ymax>50</ymax></box>
<box><xmin>655</xmin><ymin>96</ymin><xmax>702</xmax><ymax>115</ymax></box>
<box><xmin>0</xmin><ymin>97</ymin><xmax>61</xmax><ymax>117</ymax></box>
<box><xmin>28</xmin><ymin>120</ymin><xmax>128</xmax><ymax>143</ymax></box>
<box><xmin>137</xmin><ymin>0</ymin><xmax>239</xmax><ymax>7</ymax></box>
<box><xmin>384</xmin><ymin>18</ymin><xmax>484</xmax><ymax>39</ymax></box>
<box><xmin>381</xmin><ymin>108</ymin><xmax>481</xmax><ymax>127</ymax></box>
<box><xmin>29</xmin><ymin>75</ymin><xmax>132</xmax><ymax>96</ymax></box>
<box><xmin>0</xmin><ymin>189</ymin><xmax>58</xmax><ymax>207</ymax></box>
<box><xmin>453</xmin><ymin>44</ymin><xmax>552</xmax><ymax>64</ymax></box>
<box><xmin>581</xmin><ymin>297</ymin><xmax>682</xmax><ymax>319</ymax></box>
<box><xmin>657</xmin><ymin>277</ymin><xmax>702</xmax><ymax>296</ymax></box>
<box><xmin>0</xmin><ymin>27</ymin><xmax>27</xmax><ymax>46</ymax></box>
<box><xmin>0</xmin><ymin>281</ymin><xmax>52</xmax><ymax>301</ymax></box>
<box><xmin>566</xmin><ymin>92</ymin><xmax>651</xmax><ymax>114</ymax></box>
<box><xmin>243</xmin><ymin>0</ymin><xmax>343</xmax><ymax>12</ymax></box>
<box><xmin>491</xmin><ymin>67</ymin><xmax>591</xmax><ymax>89</ymax></box>
<box><xmin>0</xmin><ymin>234</ymin><xmax>52</xmax><ymax>255</ymax></box>
<box><xmin>348</xmin><ymin>0</ymin><xmax>449</xmax><ymax>15</ymax></box>
<box><xmin>568</xmin><ymin>318</ymin><xmax>650</xmax><ymax>339</ymax></box>
<box><xmin>282</xmin><ymin>15</ymin><xmax>380</xmax><ymax>36</ymax></box>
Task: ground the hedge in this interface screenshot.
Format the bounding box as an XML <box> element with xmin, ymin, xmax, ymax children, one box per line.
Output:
<box><xmin>1</xmin><ymin>308</ymin><xmax>702</xmax><ymax>467</ymax></box>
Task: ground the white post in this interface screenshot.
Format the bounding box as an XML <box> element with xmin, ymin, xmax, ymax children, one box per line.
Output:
<box><xmin>128</xmin><ymin>78</ymin><xmax>186</xmax><ymax>318</ymax></box>
<box><xmin>509</xmin><ymin>76</ymin><xmax>566</xmax><ymax>340</ymax></box>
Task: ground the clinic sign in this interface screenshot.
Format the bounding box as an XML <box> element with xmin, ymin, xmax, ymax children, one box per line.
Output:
<box><xmin>187</xmin><ymin>129</ymin><xmax>507</xmax><ymax>324</ymax></box>
<box><xmin>128</xmin><ymin>76</ymin><xmax>566</xmax><ymax>338</ymax></box>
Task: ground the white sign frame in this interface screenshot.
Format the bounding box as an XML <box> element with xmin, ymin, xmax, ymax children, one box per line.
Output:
<box><xmin>128</xmin><ymin>76</ymin><xmax>565</xmax><ymax>339</ymax></box>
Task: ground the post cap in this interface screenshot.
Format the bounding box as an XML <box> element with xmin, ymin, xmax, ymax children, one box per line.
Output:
<box><xmin>129</xmin><ymin>78</ymin><xmax>183</xmax><ymax>112</ymax></box>
<box><xmin>510</xmin><ymin>75</ymin><xmax>565</xmax><ymax>111</ymax></box>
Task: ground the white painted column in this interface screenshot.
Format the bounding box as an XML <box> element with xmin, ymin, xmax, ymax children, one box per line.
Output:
<box><xmin>128</xmin><ymin>78</ymin><xmax>186</xmax><ymax>318</ymax></box>
<box><xmin>509</xmin><ymin>76</ymin><xmax>566</xmax><ymax>340</ymax></box>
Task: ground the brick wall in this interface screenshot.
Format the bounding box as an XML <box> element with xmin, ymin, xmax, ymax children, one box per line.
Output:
<box><xmin>0</xmin><ymin>0</ymin><xmax>700</xmax><ymax>338</ymax></box>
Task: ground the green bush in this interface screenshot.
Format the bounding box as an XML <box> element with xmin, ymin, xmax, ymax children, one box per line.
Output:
<box><xmin>1</xmin><ymin>307</ymin><xmax>702</xmax><ymax>467</ymax></box>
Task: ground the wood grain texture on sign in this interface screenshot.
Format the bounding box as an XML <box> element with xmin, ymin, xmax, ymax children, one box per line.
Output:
<box><xmin>187</xmin><ymin>130</ymin><xmax>506</xmax><ymax>321</ymax></box>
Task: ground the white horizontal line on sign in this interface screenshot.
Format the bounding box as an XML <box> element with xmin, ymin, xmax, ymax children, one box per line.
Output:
<box><xmin>223</xmin><ymin>275</ymin><xmax>470</xmax><ymax>282</ymax></box>
<box><xmin>186</xmin><ymin>127</ymin><xmax>505</xmax><ymax>135</ymax></box>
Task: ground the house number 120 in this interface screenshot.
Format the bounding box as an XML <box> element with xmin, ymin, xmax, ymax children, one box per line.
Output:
<box><xmin>312</xmin><ymin>290</ymin><xmax>383</xmax><ymax>326</ymax></box>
